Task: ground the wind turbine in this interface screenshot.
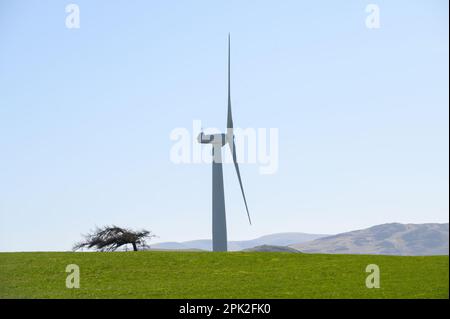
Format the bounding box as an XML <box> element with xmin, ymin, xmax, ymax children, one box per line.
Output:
<box><xmin>197</xmin><ymin>34</ymin><xmax>252</xmax><ymax>252</ymax></box>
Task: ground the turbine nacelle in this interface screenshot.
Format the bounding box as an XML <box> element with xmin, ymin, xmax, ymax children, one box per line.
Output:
<box><xmin>197</xmin><ymin>132</ymin><xmax>229</xmax><ymax>147</ymax></box>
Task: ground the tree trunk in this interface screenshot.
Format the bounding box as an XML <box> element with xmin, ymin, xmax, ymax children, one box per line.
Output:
<box><xmin>132</xmin><ymin>242</ymin><xmax>138</xmax><ymax>251</ymax></box>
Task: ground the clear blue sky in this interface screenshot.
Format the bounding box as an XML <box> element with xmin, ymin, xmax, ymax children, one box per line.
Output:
<box><xmin>0</xmin><ymin>0</ymin><xmax>448</xmax><ymax>251</ymax></box>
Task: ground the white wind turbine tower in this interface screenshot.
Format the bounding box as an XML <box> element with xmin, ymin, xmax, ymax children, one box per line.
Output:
<box><xmin>197</xmin><ymin>34</ymin><xmax>252</xmax><ymax>252</ymax></box>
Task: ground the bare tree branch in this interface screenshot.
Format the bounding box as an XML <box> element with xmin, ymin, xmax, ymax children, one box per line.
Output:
<box><xmin>73</xmin><ymin>225</ymin><xmax>157</xmax><ymax>252</ymax></box>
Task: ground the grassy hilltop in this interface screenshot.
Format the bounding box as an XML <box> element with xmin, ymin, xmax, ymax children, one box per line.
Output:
<box><xmin>0</xmin><ymin>251</ymin><xmax>448</xmax><ymax>298</ymax></box>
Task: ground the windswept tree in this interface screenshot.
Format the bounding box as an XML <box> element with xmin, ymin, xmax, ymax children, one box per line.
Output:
<box><xmin>73</xmin><ymin>226</ymin><xmax>156</xmax><ymax>252</ymax></box>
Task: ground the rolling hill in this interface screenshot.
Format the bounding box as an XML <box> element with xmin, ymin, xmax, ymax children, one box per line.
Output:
<box><xmin>242</xmin><ymin>245</ymin><xmax>300</xmax><ymax>253</ymax></box>
<box><xmin>291</xmin><ymin>223</ymin><xmax>449</xmax><ymax>255</ymax></box>
<box><xmin>150</xmin><ymin>232</ymin><xmax>328</xmax><ymax>251</ymax></box>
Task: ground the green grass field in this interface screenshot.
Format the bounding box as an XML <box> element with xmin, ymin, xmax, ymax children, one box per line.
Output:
<box><xmin>0</xmin><ymin>251</ymin><xmax>448</xmax><ymax>298</ymax></box>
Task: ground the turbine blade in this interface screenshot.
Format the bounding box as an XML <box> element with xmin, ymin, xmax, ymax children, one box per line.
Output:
<box><xmin>227</xmin><ymin>33</ymin><xmax>233</xmax><ymax>133</ymax></box>
<box><xmin>230</xmin><ymin>139</ymin><xmax>252</xmax><ymax>225</ymax></box>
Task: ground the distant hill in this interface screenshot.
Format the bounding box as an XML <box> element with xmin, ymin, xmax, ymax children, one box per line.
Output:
<box><xmin>243</xmin><ymin>245</ymin><xmax>300</xmax><ymax>253</ymax></box>
<box><xmin>290</xmin><ymin>223</ymin><xmax>449</xmax><ymax>256</ymax></box>
<box><xmin>150</xmin><ymin>232</ymin><xmax>328</xmax><ymax>251</ymax></box>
